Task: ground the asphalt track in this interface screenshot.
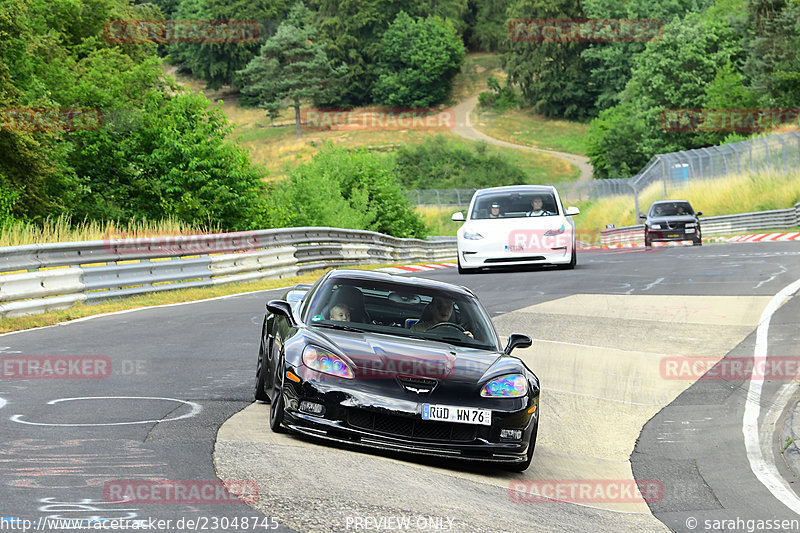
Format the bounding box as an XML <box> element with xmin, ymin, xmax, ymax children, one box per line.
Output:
<box><xmin>1</xmin><ymin>242</ymin><xmax>799</xmax><ymax>532</ymax></box>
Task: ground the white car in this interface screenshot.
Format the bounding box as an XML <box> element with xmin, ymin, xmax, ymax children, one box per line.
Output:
<box><xmin>451</xmin><ymin>185</ymin><xmax>580</xmax><ymax>273</ymax></box>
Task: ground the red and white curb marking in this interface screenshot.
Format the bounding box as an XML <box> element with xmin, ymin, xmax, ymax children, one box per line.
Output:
<box><xmin>581</xmin><ymin>232</ymin><xmax>800</xmax><ymax>250</ymax></box>
<box><xmin>377</xmin><ymin>263</ymin><xmax>456</xmax><ymax>273</ymax></box>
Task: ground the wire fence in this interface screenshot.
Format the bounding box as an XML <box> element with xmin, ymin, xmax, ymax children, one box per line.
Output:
<box><xmin>406</xmin><ymin>131</ymin><xmax>800</xmax><ymax>213</ymax></box>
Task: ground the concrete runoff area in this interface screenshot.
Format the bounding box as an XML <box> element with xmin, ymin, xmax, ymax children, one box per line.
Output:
<box><xmin>214</xmin><ymin>294</ymin><xmax>770</xmax><ymax>531</ymax></box>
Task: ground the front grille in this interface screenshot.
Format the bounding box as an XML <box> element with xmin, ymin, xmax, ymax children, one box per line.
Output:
<box><xmin>484</xmin><ymin>255</ymin><xmax>545</xmax><ymax>263</ymax></box>
<box><xmin>347</xmin><ymin>409</ymin><xmax>477</xmax><ymax>442</ymax></box>
<box><xmin>398</xmin><ymin>375</ymin><xmax>438</xmax><ymax>393</ymax></box>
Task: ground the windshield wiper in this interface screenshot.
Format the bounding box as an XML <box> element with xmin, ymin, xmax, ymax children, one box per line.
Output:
<box><xmin>313</xmin><ymin>323</ymin><xmax>366</xmax><ymax>333</ymax></box>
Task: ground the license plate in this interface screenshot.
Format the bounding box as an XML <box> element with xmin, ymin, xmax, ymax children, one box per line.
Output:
<box><xmin>421</xmin><ymin>404</ymin><xmax>491</xmax><ymax>425</ymax></box>
<box><xmin>685</xmin><ymin>228</ymin><xmax>695</xmax><ymax>233</ymax></box>
<box><xmin>666</xmin><ymin>233</ymin><xmax>679</xmax><ymax>238</ymax></box>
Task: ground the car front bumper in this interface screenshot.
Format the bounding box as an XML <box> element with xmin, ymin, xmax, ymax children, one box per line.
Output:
<box><xmin>278</xmin><ymin>367</ymin><xmax>538</xmax><ymax>464</ymax></box>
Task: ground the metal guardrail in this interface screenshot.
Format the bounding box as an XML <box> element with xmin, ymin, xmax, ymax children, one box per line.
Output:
<box><xmin>600</xmin><ymin>203</ymin><xmax>800</xmax><ymax>244</ymax></box>
<box><xmin>0</xmin><ymin>227</ymin><xmax>457</xmax><ymax>318</ymax></box>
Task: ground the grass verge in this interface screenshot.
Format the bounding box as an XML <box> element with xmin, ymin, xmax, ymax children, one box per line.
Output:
<box><xmin>473</xmin><ymin>108</ymin><xmax>590</xmax><ymax>156</ymax></box>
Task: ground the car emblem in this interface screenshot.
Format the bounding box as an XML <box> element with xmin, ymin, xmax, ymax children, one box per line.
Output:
<box><xmin>404</xmin><ymin>386</ymin><xmax>431</xmax><ymax>394</ymax></box>
<box><xmin>398</xmin><ymin>375</ymin><xmax>438</xmax><ymax>394</ymax></box>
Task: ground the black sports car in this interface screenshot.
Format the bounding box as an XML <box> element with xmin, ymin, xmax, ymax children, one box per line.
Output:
<box><xmin>254</xmin><ymin>269</ymin><xmax>539</xmax><ymax>470</ymax></box>
<box><xmin>640</xmin><ymin>200</ymin><xmax>703</xmax><ymax>246</ymax></box>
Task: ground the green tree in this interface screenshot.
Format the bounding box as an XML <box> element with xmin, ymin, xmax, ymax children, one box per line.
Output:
<box><xmin>167</xmin><ymin>0</ymin><xmax>291</xmax><ymax>90</ymax></box>
<box><xmin>743</xmin><ymin>0</ymin><xmax>800</xmax><ymax>106</ymax></box>
<box><xmin>464</xmin><ymin>0</ymin><xmax>513</xmax><ymax>52</ymax></box>
<box><xmin>309</xmin><ymin>0</ymin><xmax>467</xmax><ymax>106</ymax></box>
<box><xmin>266</xmin><ymin>145</ymin><xmax>427</xmax><ymax>238</ymax></box>
<box><xmin>238</xmin><ymin>2</ymin><xmax>346</xmax><ymax>138</ymax></box>
<box><xmin>504</xmin><ymin>0</ymin><xmax>597</xmax><ymax>119</ymax></box>
<box><xmin>372</xmin><ymin>12</ymin><xmax>465</xmax><ymax>107</ymax></box>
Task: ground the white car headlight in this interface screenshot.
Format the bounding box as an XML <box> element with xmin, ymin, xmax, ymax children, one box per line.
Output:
<box><xmin>463</xmin><ymin>231</ymin><xmax>484</xmax><ymax>240</ymax></box>
<box><xmin>650</xmin><ymin>224</ymin><xmax>662</xmax><ymax>230</ymax></box>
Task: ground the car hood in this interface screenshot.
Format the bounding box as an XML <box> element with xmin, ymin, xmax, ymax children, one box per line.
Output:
<box><xmin>306</xmin><ymin>327</ymin><xmax>504</xmax><ymax>383</ymax></box>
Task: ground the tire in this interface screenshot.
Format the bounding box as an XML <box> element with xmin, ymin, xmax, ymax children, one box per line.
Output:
<box><xmin>269</xmin><ymin>349</ymin><xmax>287</xmax><ymax>433</ymax></box>
<box><xmin>644</xmin><ymin>232</ymin><xmax>652</xmax><ymax>247</ymax></box>
<box><xmin>504</xmin><ymin>421</ymin><xmax>538</xmax><ymax>472</ymax></box>
<box><xmin>254</xmin><ymin>327</ymin><xmax>270</xmax><ymax>402</ymax></box>
<box><xmin>457</xmin><ymin>258</ymin><xmax>475</xmax><ymax>274</ymax></box>
<box><xmin>693</xmin><ymin>229</ymin><xmax>702</xmax><ymax>246</ymax></box>
<box><xmin>558</xmin><ymin>247</ymin><xmax>576</xmax><ymax>270</ymax></box>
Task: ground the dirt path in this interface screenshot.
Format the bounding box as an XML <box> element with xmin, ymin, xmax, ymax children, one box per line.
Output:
<box><xmin>452</xmin><ymin>96</ymin><xmax>593</xmax><ymax>182</ymax></box>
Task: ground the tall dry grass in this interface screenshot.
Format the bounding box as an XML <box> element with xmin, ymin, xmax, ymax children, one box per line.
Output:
<box><xmin>0</xmin><ymin>215</ymin><xmax>220</xmax><ymax>247</ymax></box>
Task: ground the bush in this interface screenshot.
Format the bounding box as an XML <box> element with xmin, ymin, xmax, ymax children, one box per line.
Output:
<box><xmin>265</xmin><ymin>145</ymin><xmax>428</xmax><ymax>239</ymax></box>
<box><xmin>394</xmin><ymin>135</ymin><xmax>531</xmax><ymax>189</ymax></box>
<box><xmin>477</xmin><ymin>75</ymin><xmax>519</xmax><ymax>112</ymax></box>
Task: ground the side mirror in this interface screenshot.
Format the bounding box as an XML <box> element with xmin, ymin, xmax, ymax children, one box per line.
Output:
<box><xmin>638</xmin><ymin>213</ymin><xmax>646</xmax><ymax>220</ymax></box>
<box><xmin>451</xmin><ymin>212</ymin><xmax>465</xmax><ymax>222</ymax></box>
<box><xmin>696</xmin><ymin>211</ymin><xmax>703</xmax><ymax>217</ymax></box>
<box><xmin>267</xmin><ymin>300</ymin><xmax>296</xmax><ymax>326</ymax></box>
<box><xmin>504</xmin><ymin>333</ymin><xmax>532</xmax><ymax>355</ymax></box>
<box><xmin>564</xmin><ymin>206</ymin><xmax>580</xmax><ymax>216</ymax></box>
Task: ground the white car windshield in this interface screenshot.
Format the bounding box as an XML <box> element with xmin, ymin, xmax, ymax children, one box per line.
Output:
<box><xmin>470</xmin><ymin>192</ymin><xmax>559</xmax><ymax>219</ymax></box>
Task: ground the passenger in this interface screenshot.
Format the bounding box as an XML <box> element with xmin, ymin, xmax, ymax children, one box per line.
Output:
<box><xmin>527</xmin><ymin>196</ymin><xmax>553</xmax><ymax>216</ymax></box>
<box><xmin>328</xmin><ymin>304</ymin><xmax>351</xmax><ymax>322</ymax></box>
<box><xmin>489</xmin><ymin>203</ymin><xmax>501</xmax><ymax>218</ymax></box>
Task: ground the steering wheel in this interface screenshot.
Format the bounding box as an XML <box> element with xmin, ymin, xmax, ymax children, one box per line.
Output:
<box><xmin>426</xmin><ymin>321</ymin><xmax>467</xmax><ymax>333</ymax></box>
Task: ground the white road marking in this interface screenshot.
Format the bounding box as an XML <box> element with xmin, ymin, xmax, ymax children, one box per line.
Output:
<box><xmin>0</xmin><ymin>397</ymin><xmax>6</xmax><ymax>410</ymax></box>
<box><xmin>754</xmin><ymin>264</ymin><xmax>788</xmax><ymax>290</ymax></box>
<box><xmin>743</xmin><ymin>277</ymin><xmax>800</xmax><ymax>514</ymax></box>
<box><xmin>10</xmin><ymin>396</ymin><xmax>202</xmax><ymax>426</ymax></box>
<box><xmin>642</xmin><ymin>278</ymin><xmax>665</xmax><ymax>291</ymax></box>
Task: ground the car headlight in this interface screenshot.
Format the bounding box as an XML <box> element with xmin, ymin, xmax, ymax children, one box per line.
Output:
<box><xmin>463</xmin><ymin>231</ymin><xmax>484</xmax><ymax>240</ymax></box>
<box><xmin>302</xmin><ymin>346</ymin><xmax>353</xmax><ymax>379</ymax></box>
<box><xmin>481</xmin><ymin>374</ymin><xmax>528</xmax><ymax>397</ymax></box>
<box><xmin>650</xmin><ymin>224</ymin><xmax>662</xmax><ymax>230</ymax></box>
<box><xmin>544</xmin><ymin>225</ymin><xmax>565</xmax><ymax>236</ymax></box>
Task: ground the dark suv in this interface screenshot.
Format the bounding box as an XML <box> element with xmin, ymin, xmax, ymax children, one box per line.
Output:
<box><xmin>639</xmin><ymin>200</ymin><xmax>702</xmax><ymax>247</ymax></box>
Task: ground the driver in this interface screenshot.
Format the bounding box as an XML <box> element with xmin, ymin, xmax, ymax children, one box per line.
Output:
<box><xmin>413</xmin><ymin>297</ymin><xmax>473</xmax><ymax>338</ymax></box>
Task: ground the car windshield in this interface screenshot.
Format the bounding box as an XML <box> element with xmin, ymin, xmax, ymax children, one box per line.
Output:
<box><xmin>470</xmin><ymin>191</ymin><xmax>559</xmax><ymax>219</ymax></box>
<box><xmin>304</xmin><ymin>277</ymin><xmax>499</xmax><ymax>350</ymax></box>
<box><xmin>650</xmin><ymin>202</ymin><xmax>694</xmax><ymax>216</ymax></box>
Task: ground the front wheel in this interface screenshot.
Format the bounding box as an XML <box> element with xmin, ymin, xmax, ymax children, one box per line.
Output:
<box><xmin>457</xmin><ymin>258</ymin><xmax>474</xmax><ymax>274</ymax></box>
<box><xmin>644</xmin><ymin>233</ymin><xmax>652</xmax><ymax>247</ymax></box>
<box><xmin>254</xmin><ymin>331</ymin><xmax>270</xmax><ymax>402</ymax></box>
<box><xmin>558</xmin><ymin>248</ymin><xmax>576</xmax><ymax>270</ymax></box>
<box><xmin>269</xmin><ymin>351</ymin><xmax>287</xmax><ymax>433</ymax></box>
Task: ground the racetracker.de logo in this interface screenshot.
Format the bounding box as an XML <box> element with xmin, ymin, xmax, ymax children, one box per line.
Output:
<box><xmin>0</xmin><ymin>107</ymin><xmax>103</xmax><ymax>132</ymax></box>
<box><xmin>509</xmin><ymin>18</ymin><xmax>663</xmax><ymax>42</ymax></box>
<box><xmin>103</xmin><ymin>231</ymin><xmax>261</xmax><ymax>255</ymax></box>
<box><xmin>1</xmin><ymin>356</ymin><xmax>112</xmax><ymax>379</ymax></box>
<box><xmin>104</xmin><ymin>19</ymin><xmax>260</xmax><ymax>44</ymax></box>
<box><xmin>660</xmin><ymin>108</ymin><xmax>800</xmax><ymax>132</ymax></box>
<box><xmin>303</xmin><ymin>108</ymin><xmax>455</xmax><ymax>131</ymax></box>
<box><xmin>660</xmin><ymin>356</ymin><xmax>800</xmax><ymax>381</ymax></box>
<box><xmin>508</xmin><ymin>479</ymin><xmax>663</xmax><ymax>503</ymax></box>
<box><xmin>104</xmin><ymin>480</ymin><xmax>258</xmax><ymax>504</ymax></box>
